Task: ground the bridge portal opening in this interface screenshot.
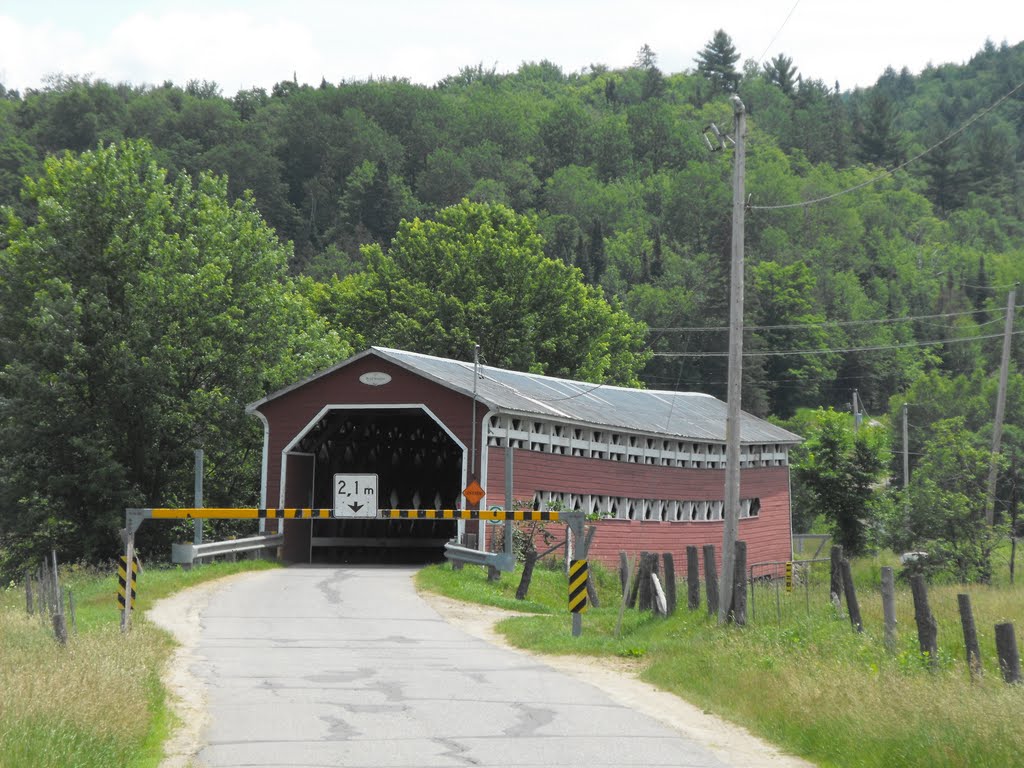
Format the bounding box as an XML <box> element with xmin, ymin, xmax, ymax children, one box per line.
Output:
<box><xmin>294</xmin><ymin>408</ymin><xmax>463</xmax><ymax>563</ymax></box>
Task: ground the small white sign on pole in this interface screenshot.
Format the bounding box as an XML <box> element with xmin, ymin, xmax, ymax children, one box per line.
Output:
<box><xmin>333</xmin><ymin>474</ymin><xmax>378</xmax><ymax>518</ymax></box>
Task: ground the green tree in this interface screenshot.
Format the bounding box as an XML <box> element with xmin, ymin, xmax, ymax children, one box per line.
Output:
<box><xmin>748</xmin><ymin>260</ymin><xmax>838</xmax><ymax>418</ymax></box>
<box><xmin>904</xmin><ymin>417</ymin><xmax>1004</xmax><ymax>582</ymax></box>
<box><xmin>0</xmin><ymin>141</ymin><xmax>349</xmax><ymax>576</ymax></box>
<box><xmin>854</xmin><ymin>90</ymin><xmax>902</xmax><ymax>167</ymax></box>
<box><xmin>790</xmin><ymin>408</ymin><xmax>888</xmax><ymax>553</ymax></box>
<box><xmin>762</xmin><ymin>54</ymin><xmax>799</xmax><ymax>95</ymax></box>
<box><xmin>695</xmin><ymin>30</ymin><xmax>742</xmax><ymax>98</ymax></box>
<box><xmin>316</xmin><ymin>199</ymin><xmax>650</xmax><ymax>385</ymax></box>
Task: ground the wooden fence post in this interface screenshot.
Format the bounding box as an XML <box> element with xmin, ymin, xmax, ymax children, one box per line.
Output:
<box><xmin>881</xmin><ymin>566</ymin><xmax>897</xmax><ymax>652</ymax></box>
<box><xmin>618</xmin><ymin>551</ymin><xmax>629</xmax><ymax>595</ymax></box>
<box><xmin>515</xmin><ymin>549</ymin><xmax>537</xmax><ymax>600</ymax></box>
<box><xmin>840</xmin><ymin>559</ymin><xmax>863</xmax><ymax>632</ymax></box>
<box><xmin>615</xmin><ymin>553</ymin><xmax>636</xmax><ymax>639</ymax></box>
<box><xmin>586</xmin><ymin>571</ymin><xmax>601</xmax><ymax>609</ymax></box>
<box><xmin>627</xmin><ymin>551</ymin><xmax>645</xmax><ymax>609</ymax></box>
<box><xmin>957</xmin><ymin>594</ymin><xmax>982</xmax><ymax>677</ymax></box>
<box><xmin>24</xmin><ymin>571</ymin><xmax>33</xmax><ymax>615</ymax></box>
<box><xmin>637</xmin><ymin>553</ymin><xmax>654</xmax><ymax>611</ymax></box>
<box><xmin>830</xmin><ymin>545</ymin><xmax>845</xmax><ymax>610</ymax></box>
<box><xmin>662</xmin><ymin>553</ymin><xmax>676</xmax><ymax>615</ymax></box>
<box><xmin>729</xmin><ymin>541</ymin><xmax>747</xmax><ymax>626</ymax></box>
<box><xmin>910</xmin><ymin>575</ymin><xmax>938</xmax><ymax>667</ymax></box>
<box><xmin>686</xmin><ymin>546</ymin><xmax>700</xmax><ymax>611</ymax></box>
<box><xmin>995</xmin><ymin>623</ymin><xmax>1021</xmax><ymax>684</ymax></box>
<box><xmin>703</xmin><ymin>544</ymin><xmax>718</xmax><ymax>617</ymax></box>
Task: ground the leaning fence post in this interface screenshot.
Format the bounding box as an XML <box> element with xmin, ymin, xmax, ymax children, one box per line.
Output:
<box><xmin>958</xmin><ymin>594</ymin><xmax>982</xmax><ymax>678</ymax></box>
<box><xmin>840</xmin><ymin>559</ymin><xmax>863</xmax><ymax>632</ymax></box>
<box><xmin>662</xmin><ymin>553</ymin><xmax>676</xmax><ymax>615</ymax></box>
<box><xmin>25</xmin><ymin>571</ymin><xmax>33</xmax><ymax>615</ymax></box>
<box><xmin>729</xmin><ymin>541</ymin><xmax>747</xmax><ymax>626</ymax></box>
<box><xmin>881</xmin><ymin>566</ymin><xmax>897</xmax><ymax>652</ymax></box>
<box><xmin>618</xmin><ymin>551</ymin><xmax>629</xmax><ymax>594</ymax></box>
<box><xmin>910</xmin><ymin>575</ymin><xmax>938</xmax><ymax>667</ymax></box>
<box><xmin>830</xmin><ymin>545</ymin><xmax>844</xmax><ymax>610</ymax></box>
<box><xmin>515</xmin><ymin>548</ymin><xmax>538</xmax><ymax>600</ymax></box>
<box><xmin>995</xmin><ymin>623</ymin><xmax>1021</xmax><ymax>684</ymax></box>
<box><xmin>703</xmin><ymin>544</ymin><xmax>718</xmax><ymax>617</ymax></box>
<box><xmin>637</xmin><ymin>553</ymin><xmax>654</xmax><ymax>611</ymax></box>
<box><xmin>686</xmin><ymin>546</ymin><xmax>700</xmax><ymax>611</ymax></box>
<box><xmin>614</xmin><ymin>553</ymin><xmax>636</xmax><ymax>639</ymax></box>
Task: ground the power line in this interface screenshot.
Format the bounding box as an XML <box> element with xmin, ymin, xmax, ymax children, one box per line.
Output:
<box><xmin>649</xmin><ymin>307</ymin><xmax>1020</xmax><ymax>333</ymax></box>
<box><xmin>756</xmin><ymin>0</ymin><xmax>802</xmax><ymax>65</ymax></box>
<box><xmin>654</xmin><ymin>329</ymin><xmax>1024</xmax><ymax>358</ymax></box>
<box><xmin>749</xmin><ymin>78</ymin><xmax>1024</xmax><ymax>211</ymax></box>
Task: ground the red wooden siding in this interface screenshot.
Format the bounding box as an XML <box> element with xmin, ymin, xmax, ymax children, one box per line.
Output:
<box><xmin>484</xmin><ymin>446</ymin><xmax>792</xmax><ymax>574</ymax></box>
<box><xmin>255</xmin><ymin>355</ymin><xmax>476</xmax><ymax>507</ymax></box>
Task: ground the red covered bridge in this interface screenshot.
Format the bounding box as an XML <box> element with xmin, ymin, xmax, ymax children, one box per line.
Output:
<box><xmin>246</xmin><ymin>347</ymin><xmax>802</xmax><ymax>570</ymax></box>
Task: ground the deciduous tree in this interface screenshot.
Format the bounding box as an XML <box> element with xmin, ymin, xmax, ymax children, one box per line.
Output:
<box><xmin>0</xmin><ymin>141</ymin><xmax>349</xmax><ymax>575</ymax></box>
<box><xmin>316</xmin><ymin>199</ymin><xmax>650</xmax><ymax>385</ymax></box>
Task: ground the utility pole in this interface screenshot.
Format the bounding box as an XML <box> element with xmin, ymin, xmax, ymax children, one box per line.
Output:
<box><xmin>852</xmin><ymin>389</ymin><xmax>862</xmax><ymax>433</ymax></box>
<box><xmin>902</xmin><ymin>402</ymin><xmax>910</xmax><ymax>497</ymax></box>
<box><xmin>986</xmin><ymin>285</ymin><xmax>1017</xmax><ymax>526</ymax></box>
<box><xmin>718</xmin><ymin>95</ymin><xmax>746</xmax><ymax>626</ymax></box>
<box><xmin>471</xmin><ymin>343</ymin><xmax>480</xmax><ymax>481</ymax></box>
<box><xmin>194</xmin><ymin>449</ymin><xmax>204</xmax><ymax>546</ymax></box>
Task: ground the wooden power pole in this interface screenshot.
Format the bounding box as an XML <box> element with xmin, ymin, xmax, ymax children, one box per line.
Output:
<box><xmin>986</xmin><ymin>285</ymin><xmax>1017</xmax><ymax>526</ymax></box>
<box><xmin>718</xmin><ymin>95</ymin><xmax>746</xmax><ymax>625</ymax></box>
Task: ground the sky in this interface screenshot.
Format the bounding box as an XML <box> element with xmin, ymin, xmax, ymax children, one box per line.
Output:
<box><xmin>1</xmin><ymin>0</ymin><xmax>1021</xmax><ymax>95</ymax></box>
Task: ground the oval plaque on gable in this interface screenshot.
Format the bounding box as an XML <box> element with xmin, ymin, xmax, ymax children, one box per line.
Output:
<box><xmin>359</xmin><ymin>371</ymin><xmax>392</xmax><ymax>386</ymax></box>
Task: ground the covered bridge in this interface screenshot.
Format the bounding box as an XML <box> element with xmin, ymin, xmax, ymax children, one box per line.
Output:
<box><xmin>246</xmin><ymin>347</ymin><xmax>802</xmax><ymax>569</ymax></box>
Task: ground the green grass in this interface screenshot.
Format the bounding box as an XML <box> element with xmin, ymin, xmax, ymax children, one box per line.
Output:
<box><xmin>417</xmin><ymin>555</ymin><xmax>1024</xmax><ymax>768</ymax></box>
<box><xmin>0</xmin><ymin>559</ymin><xmax>278</xmax><ymax>768</ymax></box>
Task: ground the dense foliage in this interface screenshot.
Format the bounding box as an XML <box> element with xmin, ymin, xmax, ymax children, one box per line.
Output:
<box><xmin>0</xmin><ymin>142</ymin><xmax>350</xmax><ymax>571</ymax></box>
<box><xmin>1</xmin><ymin>33</ymin><xmax>1023</xmax><ymax>578</ymax></box>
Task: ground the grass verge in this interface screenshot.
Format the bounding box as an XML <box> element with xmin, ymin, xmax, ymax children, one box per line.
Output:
<box><xmin>0</xmin><ymin>559</ymin><xmax>278</xmax><ymax>768</ymax></box>
<box><xmin>416</xmin><ymin>555</ymin><xmax>1024</xmax><ymax>768</ymax></box>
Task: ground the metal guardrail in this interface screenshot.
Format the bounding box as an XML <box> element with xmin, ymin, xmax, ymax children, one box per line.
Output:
<box><xmin>443</xmin><ymin>542</ymin><xmax>515</xmax><ymax>572</ymax></box>
<box><xmin>171</xmin><ymin>534</ymin><xmax>283</xmax><ymax>565</ymax></box>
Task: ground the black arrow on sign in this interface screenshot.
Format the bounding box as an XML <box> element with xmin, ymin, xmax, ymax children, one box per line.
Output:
<box><xmin>349</xmin><ymin>503</ymin><xmax>364</xmax><ymax>514</ymax></box>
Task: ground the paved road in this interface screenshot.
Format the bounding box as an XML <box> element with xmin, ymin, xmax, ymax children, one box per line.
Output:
<box><xmin>191</xmin><ymin>566</ymin><xmax>728</xmax><ymax>768</ymax></box>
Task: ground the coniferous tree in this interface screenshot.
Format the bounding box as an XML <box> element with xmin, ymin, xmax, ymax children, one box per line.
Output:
<box><xmin>695</xmin><ymin>30</ymin><xmax>742</xmax><ymax>98</ymax></box>
<box><xmin>855</xmin><ymin>90</ymin><xmax>902</xmax><ymax>167</ymax></box>
<box><xmin>762</xmin><ymin>54</ymin><xmax>799</xmax><ymax>95</ymax></box>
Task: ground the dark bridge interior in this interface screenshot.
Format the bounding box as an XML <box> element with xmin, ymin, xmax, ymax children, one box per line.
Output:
<box><xmin>296</xmin><ymin>408</ymin><xmax>463</xmax><ymax>563</ymax></box>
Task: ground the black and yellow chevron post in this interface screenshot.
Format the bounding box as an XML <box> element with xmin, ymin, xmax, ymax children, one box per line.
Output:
<box><xmin>785</xmin><ymin>561</ymin><xmax>793</xmax><ymax>593</ymax></box>
<box><xmin>568</xmin><ymin>559</ymin><xmax>589</xmax><ymax>614</ymax></box>
<box><xmin>117</xmin><ymin>555</ymin><xmax>140</xmax><ymax>611</ymax></box>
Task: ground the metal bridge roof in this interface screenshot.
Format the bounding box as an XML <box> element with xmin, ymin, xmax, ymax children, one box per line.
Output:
<box><xmin>253</xmin><ymin>347</ymin><xmax>801</xmax><ymax>446</ymax></box>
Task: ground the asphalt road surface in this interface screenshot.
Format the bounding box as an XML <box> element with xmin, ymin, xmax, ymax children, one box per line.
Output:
<box><xmin>188</xmin><ymin>565</ymin><xmax>731</xmax><ymax>768</ymax></box>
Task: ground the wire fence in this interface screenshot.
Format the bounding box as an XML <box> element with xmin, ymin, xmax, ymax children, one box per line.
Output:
<box><xmin>748</xmin><ymin>558</ymin><xmax>831</xmax><ymax>624</ymax></box>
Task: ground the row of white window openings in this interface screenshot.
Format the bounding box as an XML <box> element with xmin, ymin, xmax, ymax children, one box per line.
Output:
<box><xmin>487</xmin><ymin>416</ymin><xmax>788</xmax><ymax>468</ymax></box>
<box><xmin>377</xmin><ymin>489</ymin><xmax>759</xmax><ymax>522</ymax></box>
<box><xmin>534</xmin><ymin>491</ymin><xmax>761</xmax><ymax>522</ymax></box>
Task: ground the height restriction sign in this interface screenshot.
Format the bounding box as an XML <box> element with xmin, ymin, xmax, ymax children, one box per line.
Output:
<box><xmin>333</xmin><ymin>474</ymin><xmax>378</xmax><ymax>517</ymax></box>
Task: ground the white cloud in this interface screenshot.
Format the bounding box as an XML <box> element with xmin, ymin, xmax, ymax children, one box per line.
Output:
<box><xmin>95</xmin><ymin>11</ymin><xmax>322</xmax><ymax>92</ymax></box>
<box><xmin>1</xmin><ymin>1</ymin><xmax>1022</xmax><ymax>94</ymax></box>
<box><xmin>0</xmin><ymin>16</ymin><xmax>89</xmax><ymax>89</ymax></box>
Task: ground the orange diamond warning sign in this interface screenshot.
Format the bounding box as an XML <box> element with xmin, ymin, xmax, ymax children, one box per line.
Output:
<box><xmin>462</xmin><ymin>480</ymin><xmax>485</xmax><ymax>506</ymax></box>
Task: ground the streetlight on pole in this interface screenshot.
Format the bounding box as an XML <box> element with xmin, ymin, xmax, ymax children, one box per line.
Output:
<box><xmin>718</xmin><ymin>95</ymin><xmax>747</xmax><ymax>625</ymax></box>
